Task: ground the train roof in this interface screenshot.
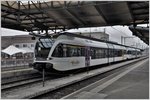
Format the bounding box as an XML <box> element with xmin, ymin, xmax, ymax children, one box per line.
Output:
<box><xmin>57</xmin><ymin>32</ymin><xmax>141</xmax><ymax>50</ymax></box>
<box><xmin>30</xmin><ymin>32</ymin><xmax>141</xmax><ymax>50</ymax></box>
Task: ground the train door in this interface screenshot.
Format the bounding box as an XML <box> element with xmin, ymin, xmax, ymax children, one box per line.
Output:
<box><xmin>112</xmin><ymin>45</ymin><xmax>115</xmax><ymax>62</ymax></box>
<box><xmin>85</xmin><ymin>46</ymin><xmax>90</xmax><ymax>67</ymax></box>
<box><xmin>107</xmin><ymin>43</ymin><xmax>114</xmax><ymax>63</ymax></box>
<box><xmin>106</xmin><ymin>43</ymin><xmax>109</xmax><ymax>63</ymax></box>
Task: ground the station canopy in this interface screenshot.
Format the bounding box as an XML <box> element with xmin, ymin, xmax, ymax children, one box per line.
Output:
<box><xmin>2</xmin><ymin>45</ymin><xmax>25</xmax><ymax>55</ymax></box>
<box><xmin>2</xmin><ymin>45</ymin><xmax>34</xmax><ymax>55</ymax></box>
<box><xmin>129</xmin><ymin>25</ymin><xmax>149</xmax><ymax>45</ymax></box>
<box><xmin>1</xmin><ymin>1</ymin><xmax>149</xmax><ymax>44</ymax></box>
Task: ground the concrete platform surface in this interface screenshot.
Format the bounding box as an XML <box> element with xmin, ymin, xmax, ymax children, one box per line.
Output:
<box><xmin>63</xmin><ymin>58</ymin><xmax>149</xmax><ymax>99</ymax></box>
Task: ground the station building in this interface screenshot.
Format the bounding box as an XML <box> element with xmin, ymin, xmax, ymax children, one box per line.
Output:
<box><xmin>1</xmin><ymin>35</ymin><xmax>37</xmax><ymax>50</ymax></box>
<box><xmin>75</xmin><ymin>32</ymin><xmax>109</xmax><ymax>41</ymax></box>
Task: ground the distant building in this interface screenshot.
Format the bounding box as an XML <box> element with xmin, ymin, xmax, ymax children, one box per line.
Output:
<box><xmin>1</xmin><ymin>35</ymin><xmax>37</xmax><ymax>50</ymax></box>
<box><xmin>75</xmin><ymin>32</ymin><xmax>109</xmax><ymax>41</ymax></box>
<box><xmin>1</xmin><ymin>35</ymin><xmax>38</xmax><ymax>67</ymax></box>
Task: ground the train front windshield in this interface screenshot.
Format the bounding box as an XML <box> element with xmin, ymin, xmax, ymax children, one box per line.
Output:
<box><xmin>35</xmin><ymin>38</ymin><xmax>54</xmax><ymax>59</ymax></box>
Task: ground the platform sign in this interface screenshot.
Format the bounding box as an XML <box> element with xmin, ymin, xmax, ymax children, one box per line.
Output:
<box><xmin>85</xmin><ymin>46</ymin><xmax>90</xmax><ymax>67</ymax></box>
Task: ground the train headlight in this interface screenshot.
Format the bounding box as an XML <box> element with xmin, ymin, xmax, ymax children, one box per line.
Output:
<box><xmin>47</xmin><ymin>57</ymin><xmax>53</xmax><ymax>60</ymax></box>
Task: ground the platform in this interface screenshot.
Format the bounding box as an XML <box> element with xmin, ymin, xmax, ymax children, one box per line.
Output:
<box><xmin>63</xmin><ymin>58</ymin><xmax>149</xmax><ymax>99</ymax></box>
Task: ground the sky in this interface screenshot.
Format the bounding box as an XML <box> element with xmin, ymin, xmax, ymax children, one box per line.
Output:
<box><xmin>1</xmin><ymin>25</ymin><xmax>148</xmax><ymax>49</ymax></box>
<box><xmin>66</xmin><ymin>25</ymin><xmax>148</xmax><ymax>49</ymax></box>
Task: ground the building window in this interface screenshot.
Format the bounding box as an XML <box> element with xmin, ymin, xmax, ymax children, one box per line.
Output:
<box><xmin>31</xmin><ymin>44</ymin><xmax>34</xmax><ymax>47</ymax></box>
<box><xmin>23</xmin><ymin>44</ymin><xmax>27</xmax><ymax>47</ymax></box>
<box><xmin>15</xmin><ymin>45</ymin><xmax>19</xmax><ymax>48</ymax></box>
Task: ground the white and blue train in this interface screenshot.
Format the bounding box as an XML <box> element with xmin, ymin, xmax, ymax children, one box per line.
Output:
<box><xmin>33</xmin><ymin>32</ymin><xmax>142</xmax><ymax>74</ymax></box>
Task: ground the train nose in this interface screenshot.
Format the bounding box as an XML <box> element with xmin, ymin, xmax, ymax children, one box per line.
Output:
<box><xmin>33</xmin><ymin>62</ymin><xmax>53</xmax><ymax>71</ymax></box>
<box><xmin>45</xmin><ymin>63</ymin><xmax>53</xmax><ymax>69</ymax></box>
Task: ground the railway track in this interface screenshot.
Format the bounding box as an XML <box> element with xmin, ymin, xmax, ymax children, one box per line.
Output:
<box><xmin>1</xmin><ymin>57</ymin><xmax>147</xmax><ymax>99</ymax></box>
<box><xmin>1</xmin><ymin>74</ymin><xmax>63</xmax><ymax>91</ymax></box>
<box><xmin>1</xmin><ymin>67</ymin><xmax>39</xmax><ymax>85</ymax></box>
<box><xmin>2</xmin><ymin>76</ymin><xmax>42</xmax><ymax>90</ymax></box>
<box><xmin>2</xmin><ymin>72</ymin><xmax>41</xmax><ymax>85</ymax></box>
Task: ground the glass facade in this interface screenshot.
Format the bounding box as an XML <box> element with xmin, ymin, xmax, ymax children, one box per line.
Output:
<box><xmin>35</xmin><ymin>38</ymin><xmax>54</xmax><ymax>59</ymax></box>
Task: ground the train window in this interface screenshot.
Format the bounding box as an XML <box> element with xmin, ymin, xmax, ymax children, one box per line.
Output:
<box><xmin>127</xmin><ymin>50</ymin><xmax>131</xmax><ymax>54</ymax></box>
<box><xmin>81</xmin><ymin>48</ymin><xmax>85</xmax><ymax>56</ymax></box>
<box><xmin>114</xmin><ymin>49</ymin><xmax>125</xmax><ymax>57</ymax></box>
<box><xmin>108</xmin><ymin>49</ymin><xmax>114</xmax><ymax>57</ymax></box>
<box><xmin>71</xmin><ymin>46</ymin><xmax>78</xmax><ymax>56</ymax></box>
<box><xmin>52</xmin><ymin>44</ymin><xmax>112</xmax><ymax>59</ymax></box>
<box><xmin>127</xmin><ymin>50</ymin><xmax>137</xmax><ymax>55</ymax></box>
<box><xmin>66</xmin><ymin>45</ymin><xmax>85</xmax><ymax>57</ymax></box>
<box><xmin>39</xmin><ymin>38</ymin><xmax>54</xmax><ymax>48</ymax></box>
<box><xmin>52</xmin><ymin>44</ymin><xmax>63</xmax><ymax>57</ymax></box>
<box><xmin>90</xmin><ymin>47</ymin><xmax>107</xmax><ymax>59</ymax></box>
<box><xmin>124</xmin><ymin>50</ymin><xmax>127</xmax><ymax>54</ymax></box>
<box><xmin>35</xmin><ymin>38</ymin><xmax>54</xmax><ymax>59</ymax></box>
<box><xmin>137</xmin><ymin>51</ymin><xmax>141</xmax><ymax>55</ymax></box>
<box><xmin>52</xmin><ymin>44</ymin><xmax>85</xmax><ymax>57</ymax></box>
<box><xmin>90</xmin><ymin>48</ymin><xmax>96</xmax><ymax>59</ymax></box>
<box><xmin>132</xmin><ymin>50</ymin><xmax>137</xmax><ymax>55</ymax></box>
<box><xmin>114</xmin><ymin>49</ymin><xmax>118</xmax><ymax>57</ymax></box>
<box><xmin>118</xmin><ymin>50</ymin><xmax>122</xmax><ymax>56</ymax></box>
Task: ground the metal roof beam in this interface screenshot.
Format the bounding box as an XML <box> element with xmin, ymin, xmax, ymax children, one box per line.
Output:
<box><xmin>134</xmin><ymin>13</ymin><xmax>149</xmax><ymax>16</ymax></box>
<box><xmin>94</xmin><ymin>5</ymin><xmax>109</xmax><ymax>24</ymax></box>
<box><xmin>31</xmin><ymin>1</ymin><xmax>65</xmax><ymax>26</ymax></box>
<box><xmin>22</xmin><ymin>20</ymin><xmax>56</xmax><ymax>25</ymax></box>
<box><xmin>53</xmin><ymin>1</ymin><xmax>86</xmax><ymax>26</ymax></box>
<box><xmin>20</xmin><ymin>2</ymin><xmax>120</xmax><ymax>13</ymax></box>
<box><xmin>2</xmin><ymin>21</ymin><xmax>32</xmax><ymax>31</ymax></box>
<box><xmin>2</xmin><ymin>4</ymin><xmax>35</xmax><ymax>21</ymax></box>
<box><xmin>2</xmin><ymin>16</ymin><xmax>17</xmax><ymax>21</ymax></box>
<box><xmin>1</xmin><ymin>5</ymin><xmax>42</xmax><ymax>17</ymax></box>
<box><xmin>17</xmin><ymin>1</ymin><xmax>21</xmax><ymax>24</ymax></box>
<box><xmin>1</xmin><ymin>4</ymin><xmax>37</xmax><ymax>31</ymax></box>
<box><xmin>64</xmin><ymin>9</ymin><xmax>86</xmax><ymax>26</ymax></box>
<box><xmin>20</xmin><ymin>17</ymin><xmax>52</xmax><ymax>20</ymax></box>
<box><xmin>20</xmin><ymin>1</ymin><xmax>45</xmax><ymax>22</ymax></box>
<box><xmin>129</xmin><ymin>1</ymin><xmax>148</xmax><ymax>4</ymax></box>
<box><xmin>1</xmin><ymin>9</ymin><xmax>18</xmax><ymax>17</ymax></box>
<box><xmin>127</xmin><ymin>2</ymin><xmax>135</xmax><ymax>23</ymax></box>
<box><xmin>132</xmin><ymin>6</ymin><xmax>149</xmax><ymax>10</ymax></box>
<box><xmin>1</xmin><ymin>1</ymin><xmax>149</xmax><ymax>32</ymax></box>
